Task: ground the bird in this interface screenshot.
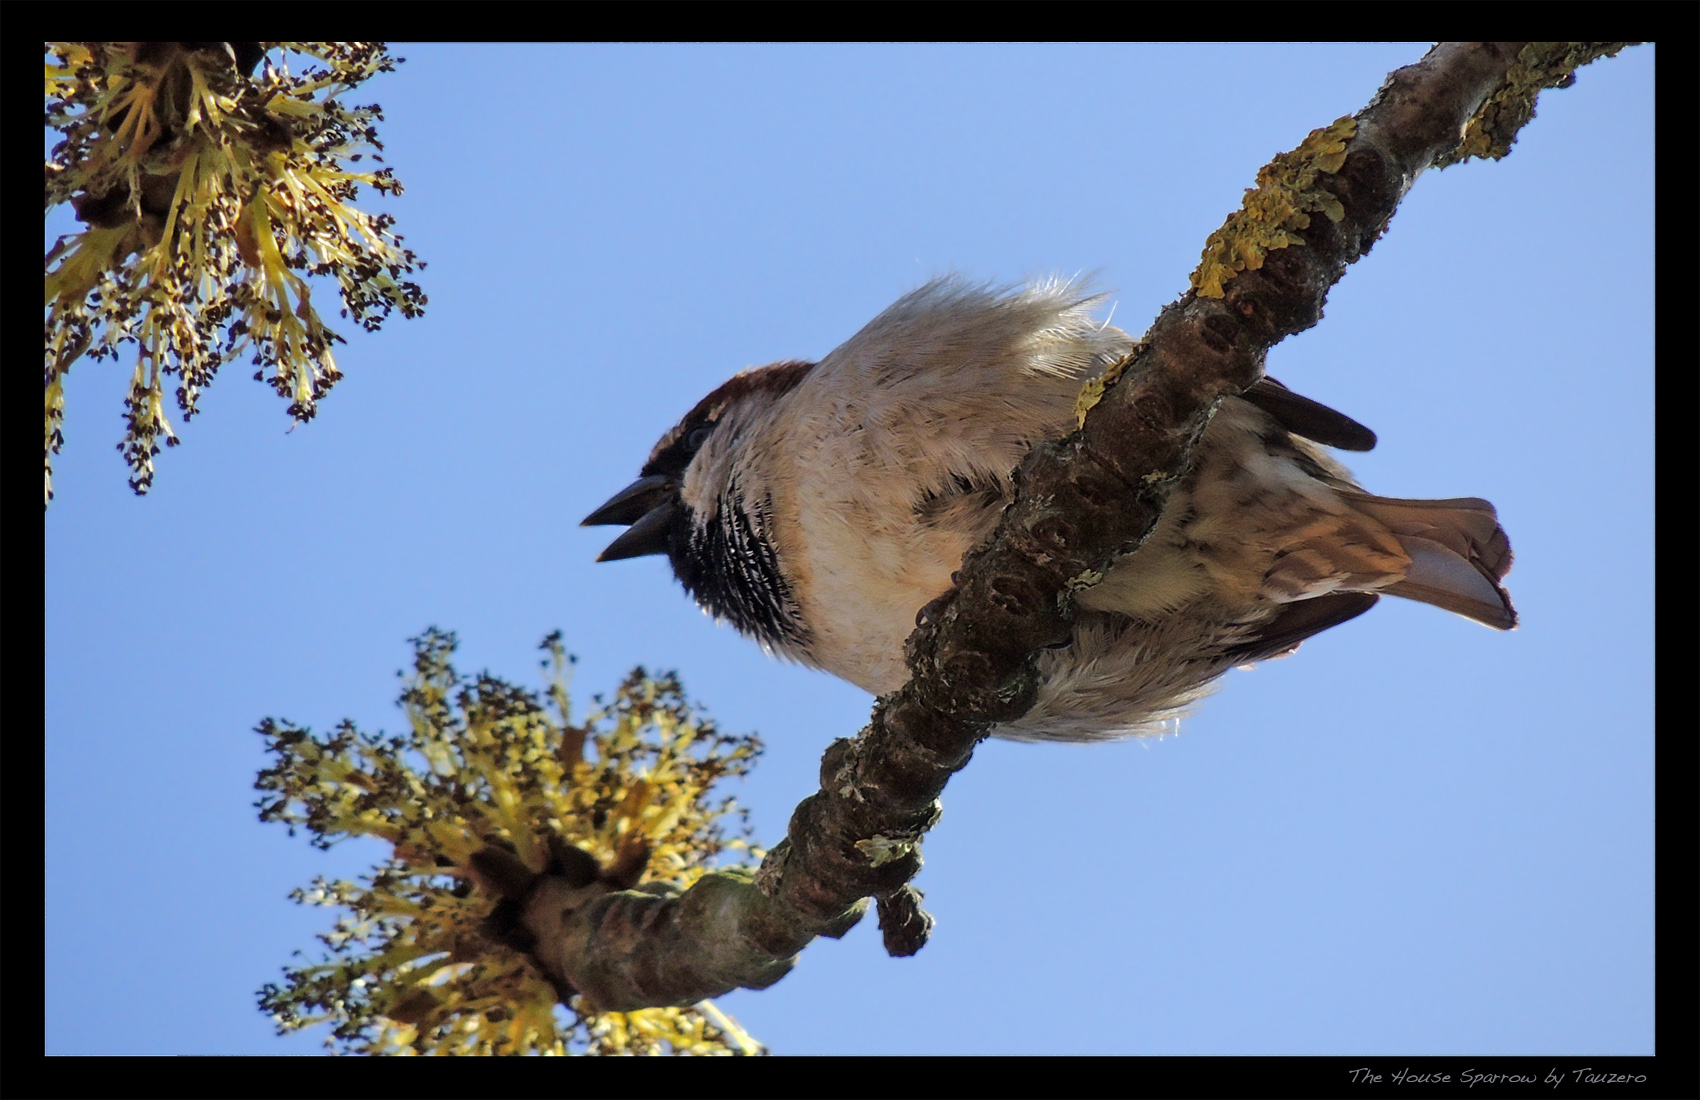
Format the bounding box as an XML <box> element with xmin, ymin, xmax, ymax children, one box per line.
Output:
<box><xmin>582</xmin><ymin>276</ymin><xmax>1515</xmax><ymax>742</ymax></box>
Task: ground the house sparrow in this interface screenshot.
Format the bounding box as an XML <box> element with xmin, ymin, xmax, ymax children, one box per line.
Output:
<box><xmin>583</xmin><ymin>277</ymin><xmax>1515</xmax><ymax>742</ymax></box>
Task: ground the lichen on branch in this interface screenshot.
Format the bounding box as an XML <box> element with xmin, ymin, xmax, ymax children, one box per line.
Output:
<box><xmin>1433</xmin><ymin>42</ymin><xmax>1636</xmax><ymax>168</ymax></box>
<box><xmin>254</xmin><ymin>629</ymin><xmax>764</xmax><ymax>1055</ymax></box>
<box><xmin>44</xmin><ymin>42</ymin><xmax>427</xmax><ymax>506</ymax></box>
<box><xmin>1190</xmin><ymin>117</ymin><xmax>1357</xmax><ymax>300</ymax></box>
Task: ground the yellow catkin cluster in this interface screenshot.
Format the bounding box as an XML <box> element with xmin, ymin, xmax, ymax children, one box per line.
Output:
<box><xmin>45</xmin><ymin>42</ymin><xmax>426</xmax><ymax>505</ymax></box>
<box><xmin>254</xmin><ymin>629</ymin><xmax>765</xmax><ymax>1055</ymax></box>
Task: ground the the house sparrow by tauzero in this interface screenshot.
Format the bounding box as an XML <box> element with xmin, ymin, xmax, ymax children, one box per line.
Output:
<box><xmin>583</xmin><ymin>277</ymin><xmax>1515</xmax><ymax>742</ymax></box>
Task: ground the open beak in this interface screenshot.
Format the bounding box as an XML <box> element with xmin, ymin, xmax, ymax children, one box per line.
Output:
<box><xmin>582</xmin><ymin>475</ymin><xmax>676</xmax><ymax>562</ymax></box>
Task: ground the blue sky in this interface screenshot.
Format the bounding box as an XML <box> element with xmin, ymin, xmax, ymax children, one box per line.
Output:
<box><xmin>45</xmin><ymin>43</ymin><xmax>1653</xmax><ymax>1056</ymax></box>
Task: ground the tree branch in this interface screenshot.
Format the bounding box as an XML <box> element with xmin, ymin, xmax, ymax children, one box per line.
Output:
<box><xmin>498</xmin><ymin>41</ymin><xmax>1634</xmax><ymax>1012</ymax></box>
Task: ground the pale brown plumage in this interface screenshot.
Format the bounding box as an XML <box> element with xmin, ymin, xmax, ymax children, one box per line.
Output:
<box><xmin>584</xmin><ymin>277</ymin><xmax>1515</xmax><ymax>742</ymax></box>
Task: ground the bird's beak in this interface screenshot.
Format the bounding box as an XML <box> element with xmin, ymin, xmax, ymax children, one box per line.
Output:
<box><xmin>582</xmin><ymin>475</ymin><xmax>676</xmax><ymax>561</ymax></box>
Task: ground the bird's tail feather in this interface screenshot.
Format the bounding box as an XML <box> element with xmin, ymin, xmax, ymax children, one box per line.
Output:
<box><xmin>1343</xmin><ymin>493</ymin><xmax>1517</xmax><ymax>629</ymax></box>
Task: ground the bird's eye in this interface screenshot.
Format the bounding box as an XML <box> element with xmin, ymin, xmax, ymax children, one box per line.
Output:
<box><xmin>687</xmin><ymin>426</ymin><xmax>712</xmax><ymax>450</ymax></box>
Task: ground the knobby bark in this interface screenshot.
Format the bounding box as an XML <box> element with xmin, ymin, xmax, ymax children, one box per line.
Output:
<box><xmin>481</xmin><ymin>42</ymin><xmax>1635</xmax><ymax>1012</ymax></box>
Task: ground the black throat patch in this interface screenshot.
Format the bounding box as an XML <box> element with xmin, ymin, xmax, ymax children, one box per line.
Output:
<box><xmin>670</xmin><ymin>477</ymin><xmax>809</xmax><ymax>656</ymax></box>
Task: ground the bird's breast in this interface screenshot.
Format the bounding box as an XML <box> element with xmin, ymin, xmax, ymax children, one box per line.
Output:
<box><xmin>773</xmin><ymin>476</ymin><xmax>980</xmax><ymax>695</ymax></box>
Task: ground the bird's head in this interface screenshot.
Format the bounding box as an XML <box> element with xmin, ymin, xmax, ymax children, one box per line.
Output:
<box><xmin>581</xmin><ymin>359</ymin><xmax>816</xmax><ymax>654</ymax></box>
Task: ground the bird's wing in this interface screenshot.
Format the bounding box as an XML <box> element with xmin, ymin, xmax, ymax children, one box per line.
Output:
<box><xmin>779</xmin><ymin>276</ymin><xmax>1134</xmax><ymax>501</ymax></box>
<box><xmin>1242</xmin><ymin>377</ymin><xmax>1377</xmax><ymax>451</ymax></box>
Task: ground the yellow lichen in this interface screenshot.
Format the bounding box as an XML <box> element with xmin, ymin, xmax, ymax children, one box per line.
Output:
<box><xmin>854</xmin><ymin>834</ymin><xmax>916</xmax><ymax>868</ymax></box>
<box><xmin>1067</xmin><ymin>568</ymin><xmax>1105</xmax><ymax>591</ymax></box>
<box><xmin>1073</xmin><ymin>343</ymin><xmax>1144</xmax><ymax>428</ymax></box>
<box><xmin>1436</xmin><ymin>42</ymin><xmax>1634</xmax><ymax>168</ymax></box>
<box><xmin>1190</xmin><ymin>117</ymin><xmax>1357</xmax><ymax>300</ymax></box>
